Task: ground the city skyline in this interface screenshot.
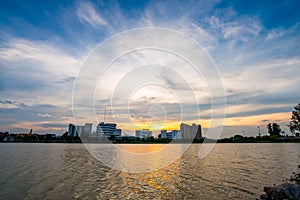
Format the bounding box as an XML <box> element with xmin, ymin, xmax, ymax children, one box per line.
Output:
<box><xmin>67</xmin><ymin>121</ymin><xmax>203</xmax><ymax>140</ymax></box>
<box><xmin>1</xmin><ymin>1</ymin><xmax>300</xmax><ymax>137</ymax></box>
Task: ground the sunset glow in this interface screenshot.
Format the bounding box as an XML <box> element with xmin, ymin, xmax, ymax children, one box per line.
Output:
<box><xmin>0</xmin><ymin>1</ymin><xmax>299</xmax><ymax>138</ymax></box>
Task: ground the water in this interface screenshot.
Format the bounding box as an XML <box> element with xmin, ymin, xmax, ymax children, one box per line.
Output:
<box><xmin>0</xmin><ymin>143</ymin><xmax>299</xmax><ymax>199</ymax></box>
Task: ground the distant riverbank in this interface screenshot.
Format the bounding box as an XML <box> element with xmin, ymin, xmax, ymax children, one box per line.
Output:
<box><xmin>1</xmin><ymin>135</ymin><xmax>300</xmax><ymax>144</ymax></box>
<box><xmin>217</xmin><ymin>135</ymin><xmax>300</xmax><ymax>143</ymax></box>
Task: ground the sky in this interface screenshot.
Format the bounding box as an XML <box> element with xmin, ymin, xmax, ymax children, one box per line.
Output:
<box><xmin>0</xmin><ymin>0</ymin><xmax>300</xmax><ymax>138</ymax></box>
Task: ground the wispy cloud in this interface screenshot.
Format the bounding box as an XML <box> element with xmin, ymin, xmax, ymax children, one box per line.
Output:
<box><xmin>37</xmin><ymin>113</ymin><xmax>52</xmax><ymax>118</ymax></box>
<box><xmin>266</xmin><ymin>28</ymin><xmax>286</xmax><ymax>40</ymax></box>
<box><xmin>0</xmin><ymin>99</ymin><xmax>27</xmax><ymax>109</ymax></box>
<box><xmin>0</xmin><ymin>0</ymin><xmax>299</xmax><ymax>136</ymax></box>
<box><xmin>0</xmin><ymin>37</ymin><xmax>81</xmax><ymax>105</ymax></box>
<box><xmin>0</xmin><ymin>38</ymin><xmax>80</xmax><ymax>75</ymax></box>
<box><xmin>77</xmin><ymin>1</ymin><xmax>107</xmax><ymax>27</ymax></box>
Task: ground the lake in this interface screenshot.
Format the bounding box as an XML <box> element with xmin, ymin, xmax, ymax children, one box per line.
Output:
<box><xmin>0</xmin><ymin>143</ymin><xmax>299</xmax><ymax>199</ymax></box>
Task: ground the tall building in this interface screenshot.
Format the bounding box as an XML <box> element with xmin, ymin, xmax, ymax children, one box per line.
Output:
<box><xmin>83</xmin><ymin>123</ymin><xmax>92</xmax><ymax>135</ymax></box>
<box><xmin>75</xmin><ymin>126</ymin><xmax>82</xmax><ymax>137</ymax></box>
<box><xmin>136</xmin><ymin>129</ymin><xmax>153</xmax><ymax>139</ymax></box>
<box><xmin>68</xmin><ymin>124</ymin><xmax>76</xmax><ymax>137</ymax></box>
<box><xmin>68</xmin><ymin>123</ymin><xmax>92</xmax><ymax>137</ymax></box>
<box><xmin>114</xmin><ymin>129</ymin><xmax>122</xmax><ymax>136</ymax></box>
<box><xmin>180</xmin><ymin>123</ymin><xmax>202</xmax><ymax>139</ymax></box>
<box><xmin>97</xmin><ymin>122</ymin><xmax>117</xmax><ymax>138</ymax></box>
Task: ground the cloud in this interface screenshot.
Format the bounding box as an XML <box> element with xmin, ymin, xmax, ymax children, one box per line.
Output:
<box><xmin>222</xmin><ymin>19</ymin><xmax>261</xmax><ymax>40</ymax></box>
<box><xmin>77</xmin><ymin>1</ymin><xmax>107</xmax><ymax>27</ymax></box>
<box><xmin>266</xmin><ymin>28</ymin><xmax>285</xmax><ymax>40</ymax></box>
<box><xmin>0</xmin><ymin>99</ymin><xmax>28</xmax><ymax>109</ymax></box>
<box><xmin>0</xmin><ymin>102</ymin><xmax>73</xmax><ymax>134</ymax></box>
<box><xmin>37</xmin><ymin>113</ymin><xmax>52</xmax><ymax>118</ymax></box>
<box><xmin>0</xmin><ymin>0</ymin><xmax>299</xmax><ymax>136</ymax></box>
<box><xmin>0</xmin><ymin>38</ymin><xmax>80</xmax><ymax>76</ymax></box>
<box><xmin>72</xmin><ymin>1</ymin><xmax>299</xmax><ymax>136</ymax></box>
<box><xmin>0</xmin><ymin>37</ymin><xmax>81</xmax><ymax>112</ymax></box>
<box><xmin>39</xmin><ymin>123</ymin><xmax>67</xmax><ymax>128</ymax></box>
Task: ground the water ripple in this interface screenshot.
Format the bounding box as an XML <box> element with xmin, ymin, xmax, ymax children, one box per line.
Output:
<box><xmin>0</xmin><ymin>143</ymin><xmax>299</xmax><ymax>199</ymax></box>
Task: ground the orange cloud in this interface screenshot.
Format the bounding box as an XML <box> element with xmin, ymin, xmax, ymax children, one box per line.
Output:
<box><xmin>223</xmin><ymin>112</ymin><xmax>290</xmax><ymax>127</ymax></box>
<box><xmin>117</xmin><ymin>112</ymin><xmax>291</xmax><ymax>130</ymax></box>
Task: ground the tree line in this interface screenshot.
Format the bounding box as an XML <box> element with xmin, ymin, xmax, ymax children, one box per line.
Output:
<box><xmin>268</xmin><ymin>103</ymin><xmax>300</xmax><ymax>137</ymax></box>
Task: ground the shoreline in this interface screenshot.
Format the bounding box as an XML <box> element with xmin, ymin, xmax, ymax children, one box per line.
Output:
<box><xmin>1</xmin><ymin>141</ymin><xmax>300</xmax><ymax>144</ymax></box>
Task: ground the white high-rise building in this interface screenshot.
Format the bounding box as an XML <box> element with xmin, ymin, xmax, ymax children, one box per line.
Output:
<box><xmin>180</xmin><ymin>123</ymin><xmax>202</xmax><ymax>139</ymax></box>
<box><xmin>83</xmin><ymin>123</ymin><xmax>92</xmax><ymax>135</ymax></box>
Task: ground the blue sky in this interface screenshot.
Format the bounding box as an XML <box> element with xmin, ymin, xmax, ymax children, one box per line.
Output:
<box><xmin>0</xmin><ymin>0</ymin><xmax>300</xmax><ymax>137</ymax></box>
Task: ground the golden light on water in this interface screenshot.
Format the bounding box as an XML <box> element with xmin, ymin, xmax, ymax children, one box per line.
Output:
<box><xmin>116</xmin><ymin>144</ymin><xmax>168</xmax><ymax>153</ymax></box>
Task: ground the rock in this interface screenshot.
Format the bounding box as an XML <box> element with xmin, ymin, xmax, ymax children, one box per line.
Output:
<box><xmin>260</xmin><ymin>194</ymin><xmax>268</xmax><ymax>199</ymax></box>
<box><xmin>280</xmin><ymin>184</ymin><xmax>300</xmax><ymax>199</ymax></box>
<box><xmin>260</xmin><ymin>183</ymin><xmax>300</xmax><ymax>200</ymax></box>
<box><xmin>264</xmin><ymin>186</ymin><xmax>275</xmax><ymax>197</ymax></box>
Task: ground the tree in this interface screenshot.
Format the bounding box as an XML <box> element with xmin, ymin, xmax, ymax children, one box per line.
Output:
<box><xmin>267</xmin><ymin>123</ymin><xmax>281</xmax><ymax>136</ymax></box>
<box><xmin>267</xmin><ymin>123</ymin><xmax>272</xmax><ymax>135</ymax></box>
<box><xmin>288</xmin><ymin>103</ymin><xmax>300</xmax><ymax>136</ymax></box>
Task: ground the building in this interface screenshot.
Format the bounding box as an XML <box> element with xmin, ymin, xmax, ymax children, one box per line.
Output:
<box><xmin>161</xmin><ymin>130</ymin><xmax>167</xmax><ymax>138</ymax></box>
<box><xmin>97</xmin><ymin>122</ymin><xmax>117</xmax><ymax>138</ymax></box>
<box><xmin>68</xmin><ymin>123</ymin><xmax>92</xmax><ymax>137</ymax></box>
<box><xmin>136</xmin><ymin>129</ymin><xmax>153</xmax><ymax>139</ymax></box>
<box><xmin>114</xmin><ymin>129</ymin><xmax>122</xmax><ymax>136</ymax></box>
<box><xmin>170</xmin><ymin>130</ymin><xmax>181</xmax><ymax>140</ymax></box>
<box><xmin>161</xmin><ymin>130</ymin><xmax>181</xmax><ymax>140</ymax></box>
<box><xmin>68</xmin><ymin>124</ymin><xmax>76</xmax><ymax>137</ymax></box>
<box><xmin>83</xmin><ymin>123</ymin><xmax>92</xmax><ymax>136</ymax></box>
<box><xmin>75</xmin><ymin>126</ymin><xmax>82</xmax><ymax>137</ymax></box>
<box><xmin>180</xmin><ymin>123</ymin><xmax>202</xmax><ymax>139</ymax></box>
